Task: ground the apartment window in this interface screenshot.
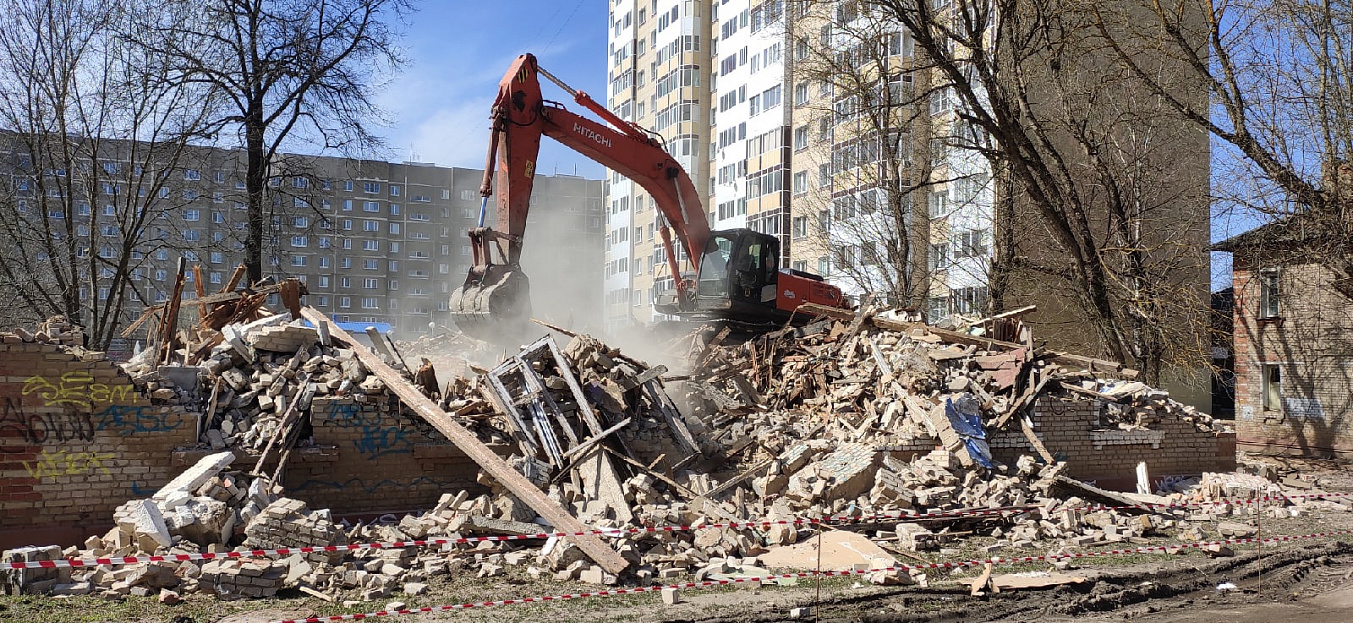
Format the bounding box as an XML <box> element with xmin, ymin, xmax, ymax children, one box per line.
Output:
<box><xmin>388</xmin><ymin>280</ymin><xmax>399</xmax><ymax>291</ymax></box>
<box><xmin>210</xmin><ymin>252</ymin><xmax>223</xmax><ymax>264</ymax></box>
<box><xmin>293</xmin><ymin>216</ymin><xmax>308</xmax><ymax>228</ymax></box>
<box><xmin>363</xmin><ymin>201</ymin><xmax>380</xmax><ymax>212</ymax></box>
<box><xmin>184</xmin><ymin>209</ymin><xmax>200</xmax><ymax>221</ymax></box>
<box><xmin>342</xmin><ymin>199</ymin><xmax>353</xmax><ymax>211</ymax></box>
<box><xmin>155</xmin><ymin>269</ymin><xmax>167</xmax><ymax>281</ymax></box>
<box><xmin>389</xmin><ymin>185</ymin><xmax>401</xmax><ymax>197</ymax></box>
<box><xmin>363</xmin><ymin>220</ymin><xmax>378</xmax><ymax>232</ymax></box>
<box><xmin>341</xmin><ymin>219</ymin><xmax>353</xmax><ymax>230</ymax></box>
<box><xmin>928</xmin><ymin>191</ymin><xmax>947</xmax><ymax>217</ymax></box>
<box><xmin>794</xmin><ymin>126</ymin><xmax>809</xmax><ymax>151</ymax></box>
<box><xmin>291</xmin><ymin>255</ymin><xmax>307</xmax><ymax>267</ymax></box>
<box><xmin>291</xmin><ymin>236</ymin><xmax>307</xmax><ymax>247</ymax></box>
<box><xmin>361</xmin><ymin>297</ymin><xmax>379</xmax><ymax>309</ymax></box>
<box><xmin>319</xmin><ymin>257</ymin><xmax>330</xmax><ymax>268</ymax></box>
<box><xmin>954</xmin><ymin>229</ymin><xmax>988</xmax><ymax>258</ymax></box>
<box><xmin>318</xmin><ymin>276</ymin><xmax>330</xmax><ymax>288</ymax></box>
<box><xmin>363</xmin><ymin>181</ymin><xmax>380</xmax><ymax>194</ymax></box>
<box><xmin>342</xmin><ymin>239</ymin><xmax>352</xmax><ymax>249</ymax></box>
<box><xmin>339</xmin><ymin>276</ymin><xmax>351</xmax><ymax>287</ymax></box>
<box><xmin>928</xmin><ymin>296</ymin><xmax>950</xmax><ymax>320</ymax></box>
<box><xmin>1262</xmin><ymin>364</ymin><xmax>1282</xmax><ymax>411</ymax></box>
<box><xmin>792</xmin><ymin>172</ymin><xmax>808</xmax><ymax>196</ymax></box>
<box><xmin>339</xmin><ymin>296</ymin><xmax>351</xmax><ymax>308</ymax></box>
<box><xmin>363</xmin><ymin>240</ymin><xmax>379</xmax><ymax>251</ymax></box>
<box><xmin>316</xmin><ymin>295</ymin><xmax>329</xmax><ymax>307</ymax></box>
<box><xmin>440</xmin><ymin>189</ymin><xmax>450</xmax><ymax>200</ymax></box>
<box><xmin>929</xmin><ymin>243</ymin><xmax>948</xmax><ymax>270</ymax></box>
<box><xmin>1259</xmin><ymin>268</ymin><xmax>1280</xmax><ymax>318</ymax></box>
<box><xmin>340</xmin><ymin>259</ymin><xmax>351</xmax><ymax>270</ymax></box>
<box><xmin>364</xmin><ymin>278</ymin><xmax>378</xmax><ymax>289</ymax></box>
<box><xmin>184</xmin><ymin>169</ymin><xmax>201</xmax><ymax>180</ymax></box>
<box><xmin>388</xmin><ymin>222</ymin><xmax>400</xmax><ymax>234</ymax></box>
<box><xmin>389</xmin><ymin>203</ymin><xmax>400</xmax><ymax>215</ymax></box>
<box><xmin>183</xmin><ymin>230</ymin><xmax>200</xmax><ymax>242</ymax></box>
<box><xmin>792</xmin><ymin>215</ymin><xmax>808</xmax><ymax>238</ymax></box>
<box><xmin>363</xmin><ymin>259</ymin><xmax>379</xmax><ymax>270</ymax></box>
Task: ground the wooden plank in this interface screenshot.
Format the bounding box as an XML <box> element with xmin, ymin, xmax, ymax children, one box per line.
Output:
<box><xmin>1020</xmin><ymin>417</ymin><xmax>1056</xmax><ymax>464</ymax></box>
<box><xmin>120</xmin><ymin>304</ymin><xmax>164</xmax><ymax>338</ymax></box>
<box><xmin>159</xmin><ymin>258</ymin><xmax>188</xmax><ymax>365</ymax></box>
<box><xmin>279</xmin><ymin>279</ymin><xmax>302</xmax><ymax>319</ymax></box>
<box><xmin>300</xmin><ymin>307</ymin><xmax>629</xmax><ymax>575</ymax></box>
<box><xmin>220</xmin><ymin>264</ymin><xmax>247</xmax><ymax>293</ymax></box>
<box><xmin>562</xmin><ymin>417</ymin><xmax>632</xmax><ymax>461</ymax></box>
<box><xmin>192</xmin><ymin>265</ymin><xmax>207</xmax><ymax>320</ymax></box>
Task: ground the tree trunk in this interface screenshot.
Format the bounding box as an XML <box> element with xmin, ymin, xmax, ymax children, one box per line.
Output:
<box><xmin>245</xmin><ymin>110</ymin><xmax>266</xmax><ymax>284</ymax></box>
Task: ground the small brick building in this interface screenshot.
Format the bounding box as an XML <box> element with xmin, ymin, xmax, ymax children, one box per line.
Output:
<box><xmin>1213</xmin><ymin>219</ymin><xmax>1353</xmax><ymax>457</ymax></box>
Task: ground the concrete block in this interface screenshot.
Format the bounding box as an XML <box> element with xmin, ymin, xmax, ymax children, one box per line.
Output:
<box><xmin>153</xmin><ymin>452</ymin><xmax>235</xmax><ymax>502</ymax></box>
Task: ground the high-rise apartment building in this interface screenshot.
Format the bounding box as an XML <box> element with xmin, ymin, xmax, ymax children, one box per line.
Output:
<box><xmin>602</xmin><ymin>0</ymin><xmax>1206</xmax><ymax>351</ymax></box>
<box><xmin>605</xmin><ymin>0</ymin><xmax>714</xmax><ymax>329</ymax></box>
<box><xmin>1</xmin><ymin>140</ymin><xmax>604</xmax><ymax>340</ymax></box>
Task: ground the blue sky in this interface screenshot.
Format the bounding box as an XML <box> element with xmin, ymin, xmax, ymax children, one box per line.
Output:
<box><xmin>374</xmin><ymin>1</ymin><xmax>611</xmax><ymax>179</ymax></box>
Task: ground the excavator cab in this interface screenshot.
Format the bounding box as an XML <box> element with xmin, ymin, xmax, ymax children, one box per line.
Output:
<box><xmin>659</xmin><ymin>229</ymin><xmax>784</xmax><ymax>324</ymax></box>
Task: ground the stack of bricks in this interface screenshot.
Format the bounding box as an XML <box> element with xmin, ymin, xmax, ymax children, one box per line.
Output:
<box><xmin>200</xmin><ymin>558</ymin><xmax>285</xmax><ymax>598</ymax></box>
<box><xmin>246</xmin><ymin>325</ymin><xmax>320</xmax><ymax>353</ymax></box>
<box><xmin>244</xmin><ymin>497</ymin><xmax>347</xmax><ymax>563</ymax></box>
<box><xmin>1</xmin><ymin>545</ymin><xmax>64</xmax><ymax>595</ymax></box>
<box><xmin>787</xmin><ymin>443</ymin><xmax>880</xmax><ymax>501</ymax></box>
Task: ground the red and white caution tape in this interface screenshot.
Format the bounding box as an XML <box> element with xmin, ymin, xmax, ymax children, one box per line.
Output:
<box><xmin>267</xmin><ymin>527</ymin><xmax>1353</xmax><ymax>623</ymax></box>
<box><xmin>5</xmin><ymin>491</ymin><xmax>1349</xmax><ymax>571</ymax></box>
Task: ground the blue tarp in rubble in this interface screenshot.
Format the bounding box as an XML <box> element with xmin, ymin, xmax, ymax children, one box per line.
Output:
<box><xmin>945</xmin><ymin>395</ymin><xmax>994</xmax><ymax>468</ymax></box>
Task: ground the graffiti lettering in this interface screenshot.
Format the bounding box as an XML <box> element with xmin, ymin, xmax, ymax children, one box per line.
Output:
<box><xmin>21</xmin><ymin>449</ymin><xmax>113</xmax><ymax>480</ymax></box>
<box><xmin>352</xmin><ymin>425</ymin><xmax>416</xmax><ymax>460</ymax></box>
<box><xmin>0</xmin><ymin>398</ymin><xmax>96</xmax><ymax>451</ymax></box>
<box><xmin>21</xmin><ymin>372</ymin><xmax>132</xmax><ymax>408</ymax></box>
<box><xmin>324</xmin><ymin>402</ymin><xmax>381</xmax><ymax>428</ymax></box>
<box><xmin>94</xmin><ymin>405</ymin><xmax>183</xmax><ymax>435</ymax></box>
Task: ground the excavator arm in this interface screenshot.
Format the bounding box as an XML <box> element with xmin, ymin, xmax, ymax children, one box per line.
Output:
<box><xmin>451</xmin><ymin>54</ymin><xmax>709</xmax><ymax>340</ymax></box>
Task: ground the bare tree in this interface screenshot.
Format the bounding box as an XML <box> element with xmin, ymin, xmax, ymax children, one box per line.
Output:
<box><xmin>1091</xmin><ymin>0</ymin><xmax>1353</xmax><ymax>295</ymax></box>
<box><xmin>142</xmin><ymin>0</ymin><xmax>410</xmax><ymax>282</ymax></box>
<box><xmin>862</xmin><ymin>0</ymin><xmax>1212</xmax><ymax>384</ymax></box>
<box><xmin>0</xmin><ymin>0</ymin><xmax>216</xmax><ymax>349</ymax></box>
<box><xmin>788</xmin><ymin>2</ymin><xmax>940</xmax><ymax>308</ymax></box>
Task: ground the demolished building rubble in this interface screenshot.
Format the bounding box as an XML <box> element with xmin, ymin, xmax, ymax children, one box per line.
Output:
<box><xmin>0</xmin><ymin>291</ymin><xmax>1331</xmax><ymax>604</ymax></box>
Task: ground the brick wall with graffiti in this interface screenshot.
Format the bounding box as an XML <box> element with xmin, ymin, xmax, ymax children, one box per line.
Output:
<box><xmin>0</xmin><ymin>342</ymin><xmax>196</xmax><ymax>535</ymax></box>
<box><xmin>281</xmin><ymin>396</ymin><xmax>482</xmax><ymax>514</ymax></box>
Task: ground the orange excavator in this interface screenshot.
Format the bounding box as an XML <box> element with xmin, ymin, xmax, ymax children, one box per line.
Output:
<box><xmin>449</xmin><ymin>54</ymin><xmax>846</xmax><ymax>341</ymax></box>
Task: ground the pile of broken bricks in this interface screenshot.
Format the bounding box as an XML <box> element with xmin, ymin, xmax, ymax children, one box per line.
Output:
<box><xmin>2</xmin><ymin>300</ymin><xmax>1347</xmax><ymax>605</ymax></box>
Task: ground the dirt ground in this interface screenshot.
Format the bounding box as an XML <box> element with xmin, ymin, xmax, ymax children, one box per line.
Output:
<box><xmin>7</xmin><ymin>455</ymin><xmax>1353</xmax><ymax>623</ymax></box>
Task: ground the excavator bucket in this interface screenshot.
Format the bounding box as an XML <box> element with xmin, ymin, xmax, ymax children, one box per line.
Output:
<box><xmin>448</xmin><ymin>265</ymin><xmax>532</xmax><ymax>343</ymax></box>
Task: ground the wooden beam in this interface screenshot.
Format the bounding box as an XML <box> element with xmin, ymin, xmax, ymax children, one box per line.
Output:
<box><xmin>159</xmin><ymin>258</ymin><xmax>188</xmax><ymax>365</ymax></box>
<box><xmin>221</xmin><ymin>264</ymin><xmax>247</xmax><ymax>293</ymax></box>
<box><xmin>300</xmin><ymin>307</ymin><xmax>629</xmax><ymax>575</ymax></box>
<box><xmin>192</xmin><ymin>265</ymin><xmax>207</xmax><ymax>320</ymax></box>
<box><xmin>561</xmin><ymin>417</ymin><xmax>632</xmax><ymax>462</ymax></box>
